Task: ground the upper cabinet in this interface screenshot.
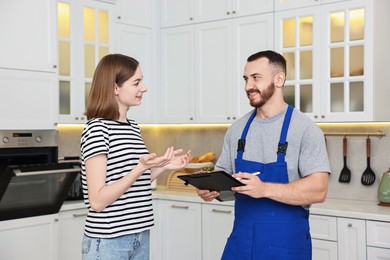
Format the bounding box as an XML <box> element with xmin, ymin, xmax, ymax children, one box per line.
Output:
<box><xmin>57</xmin><ymin>0</ymin><xmax>115</xmax><ymax>124</ymax></box>
<box><xmin>274</xmin><ymin>0</ymin><xmax>351</xmax><ymax>11</ymax></box>
<box><xmin>160</xmin><ymin>0</ymin><xmax>273</xmax><ymax>28</ymax></box>
<box><xmin>0</xmin><ymin>0</ymin><xmax>57</xmax><ymax>72</ymax></box>
<box><xmin>160</xmin><ymin>1</ymin><xmax>273</xmax><ymax>123</ymax></box>
<box><xmin>0</xmin><ymin>0</ymin><xmax>58</xmax><ymax>130</ymax></box>
<box><xmin>115</xmin><ymin>0</ymin><xmax>153</xmax><ymax>28</ymax></box>
<box><xmin>275</xmin><ymin>0</ymin><xmax>390</xmax><ymax>122</ymax></box>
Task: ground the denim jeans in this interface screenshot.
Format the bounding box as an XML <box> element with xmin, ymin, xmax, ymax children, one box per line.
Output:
<box><xmin>82</xmin><ymin>230</ymin><xmax>150</xmax><ymax>260</ymax></box>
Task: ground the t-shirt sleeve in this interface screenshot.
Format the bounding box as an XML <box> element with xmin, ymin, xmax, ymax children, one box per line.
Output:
<box><xmin>299</xmin><ymin>125</ymin><xmax>331</xmax><ymax>177</ymax></box>
<box><xmin>81</xmin><ymin>120</ymin><xmax>109</xmax><ymax>161</ymax></box>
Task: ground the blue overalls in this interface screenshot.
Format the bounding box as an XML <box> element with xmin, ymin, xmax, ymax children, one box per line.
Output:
<box><xmin>221</xmin><ymin>106</ymin><xmax>312</xmax><ymax>260</ymax></box>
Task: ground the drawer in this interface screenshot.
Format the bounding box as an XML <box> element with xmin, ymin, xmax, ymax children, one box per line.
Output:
<box><xmin>367</xmin><ymin>221</ymin><xmax>390</xmax><ymax>249</ymax></box>
<box><xmin>309</xmin><ymin>214</ymin><xmax>337</xmax><ymax>241</ymax></box>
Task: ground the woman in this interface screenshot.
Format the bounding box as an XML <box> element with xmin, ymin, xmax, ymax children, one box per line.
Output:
<box><xmin>80</xmin><ymin>54</ymin><xmax>191</xmax><ymax>259</ymax></box>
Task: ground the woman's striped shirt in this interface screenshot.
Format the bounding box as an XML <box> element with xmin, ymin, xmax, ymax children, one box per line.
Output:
<box><xmin>80</xmin><ymin>118</ymin><xmax>153</xmax><ymax>238</ymax></box>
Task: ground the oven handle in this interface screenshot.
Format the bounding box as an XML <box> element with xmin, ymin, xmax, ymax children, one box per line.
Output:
<box><xmin>14</xmin><ymin>167</ymin><xmax>80</xmax><ymax>177</ymax></box>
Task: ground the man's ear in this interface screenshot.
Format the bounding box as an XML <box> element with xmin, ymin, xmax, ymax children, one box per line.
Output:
<box><xmin>274</xmin><ymin>72</ymin><xmax>286</xmax><ymax>88</ymax></box>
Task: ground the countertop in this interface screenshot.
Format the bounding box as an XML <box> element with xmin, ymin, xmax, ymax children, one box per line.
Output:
<box><xmin>61</xmin><ymin>186</ymin><xmax>390</xmax><ymax>222</ymax></box>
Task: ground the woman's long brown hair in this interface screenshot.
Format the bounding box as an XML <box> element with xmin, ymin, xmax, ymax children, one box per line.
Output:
<box><xmin>85</xmin><ymin>54</ymin><xmax>139</xmax><ymax>120</ymax></box>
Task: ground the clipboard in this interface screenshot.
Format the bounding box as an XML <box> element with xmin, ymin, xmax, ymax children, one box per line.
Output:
<box><xmin>177</xmin><ymin>171</ymin><xmax>244</xmax><ymax>201</ymax></box>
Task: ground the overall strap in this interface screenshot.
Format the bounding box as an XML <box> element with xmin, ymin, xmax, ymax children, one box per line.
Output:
<box><xmin>237</xmin><ymin>109</ymin><xmax>256</xmax><ymax>160</ymax></box>
<box><xmin>277</xmin><ymin>105</ymin><xmax>294</xmax><ymax>162</ymax></box>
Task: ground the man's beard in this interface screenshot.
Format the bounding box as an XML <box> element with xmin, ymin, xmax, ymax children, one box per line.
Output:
<box><xmin>247</xmin><ymin>82</ymin><xmax>275</xmax><ymax>108</ymax></box>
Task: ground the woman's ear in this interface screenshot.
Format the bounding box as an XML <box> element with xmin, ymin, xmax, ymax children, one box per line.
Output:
<box><xmin>114</xmin><ymin>83</ymin><xmax>120</xmax><ymax>96</ymax></box>
<box><xmin>274</xmin><ymin>72</ymin><xmax>286</xmax><ymax>88</ymax></box>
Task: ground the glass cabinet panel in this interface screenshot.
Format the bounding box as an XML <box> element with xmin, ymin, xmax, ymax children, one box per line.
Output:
<box><xmin>300</xmin><ymin>84</ymin><xmax>312</xmax><ymax>113</ymax></box>
<box><xmin>283</xmin><ymin>19</ymin><xmax>295</xmax><ymax>48</ymax></box>
<box><xmin>330</xmin><ymin>82</ymin><xmax>344</xmax><ymax>112</ymax></box>
<box><xmin>58</xmin><ymin>3</ymin><xmax>70</xmax><ymax>38</ymax></box>
<box><xmin>84</xmin><ymin>45</ymin><xmax>95</xmax><ymax>78</ymax></box>
<box><xmin>284</xmin><ymin>85</ymin><xmax>295</xmax><ymax>107</ymax></box>
<box><xmin>85</xmin><ymin>83</ymin><xmax>92</xmax><ymax>109</ymax></box>
<box><xmin>299</xmin><ymin>16</ymin><xmax>313</xmax><ymax>46</ymax></box>
<box><xmin>330</xmin><ymin>47</ymin><xmax>344</xmax><ymax>78</ymax></box>
<box><xmin>84</xmin><ymin>8</ymin><xmax>95</xmax><ymax>42</ymax></box>
<box><xmin>350</xmin><ymin>81</ymin><xmax>363</xmax><ymax>112</ymax></box>
<box><xmin>350</xmin><ymin>45</ymin><xmax>364</xmax><ymax>76</ymax></box>
<box><xmin>300</xmin><ymin>51</ymin><xmax>312</xmax><ymax>79</ymax></box>
<box><xmin>59</xmin><ymin>81</ymin><xmax>70</xmax><ymax>115</ymax></box>
<box><xmin>284</xmin><ymin>52</ymin><xmax>295</xmax><ymax>81</ymax></box>
<box><xmin>98</xmin><ymin>10</ymin><xmax>109</xmax><ymax>44</ymax></box>
<box><xmin>330</xmin><ymin>12</ymin><xmax>344</xmax><ymax>43</ymax></box>
<box><xmin>58</xmin><ymin>42</ymin><xmax>70</xmax><ymax>77</ymax></box>
<box><xmin>350</xmin><ymin>9</ymin><xmax>364</xmax><ymax>41</ymax></box>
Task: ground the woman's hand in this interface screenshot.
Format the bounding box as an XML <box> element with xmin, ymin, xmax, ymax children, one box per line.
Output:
<box><xmin>139</xmin><ymin>147</ymin><xmax>191</xmax><ymax>171</ymax></box>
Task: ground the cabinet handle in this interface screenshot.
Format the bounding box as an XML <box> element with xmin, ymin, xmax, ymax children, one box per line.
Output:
<box><xmin>189</xmin><ymin>17</ymin><xmax>193</xmax><ymax>21</ymax></box>
<box><xmin>321</xmin><ymin>115</ymin><xmax>325</xmax><ymax>119</ymax></box>
<box><xmin>227</xmin><ymin>117</ymin><xmax>231</xmax><ymax>120</ymax></box>
<box><xmin>117</xmin><ymin>16</ymin><xmax>121</xmax><ymax>19</ymax></box>
<box><xmin>73</xmin><ymin>213</ymin><xmax>87</xmax><ymax>218</ymax></box>
<box><xmin>226</xmin><ymin>12</ymin><xmax>230</xmax><ymax>15</ymax></box>
<box><xmin>190</xmin><ymin>117</ymin><xmax>194</xmax><ymax>120</ymax></box>
<box><xmin>171</xmin><ymin>204</ymin><xmax>189</xmax><ymax>209</ymax></box>
<box><xmin>212</xmin><ymin>209</ymin><xmax>232</xmax><ymax>214</ymax></box>
<box><xmin>232</xmin><ymin>11</ymin><xmax>236</xmax><ymax>14</ymax></box>
<box><xmin>314</xmin><ymin>115</ymin><xmax>318</xmax><ymax>119</ymax></box>
<box><xmin>348</xmin><ymin>223</ymin><xmax>353</xmax><ymax>227</ymax></box>
<box><xmin>53</xmin><ymin>64</ymin><xmax>57</xmax><ymax>69</ymax></box>
<box><xmin>232</xmin><ymin>116</ymin><xmax>236</xmax><ymax>120</ymax></box>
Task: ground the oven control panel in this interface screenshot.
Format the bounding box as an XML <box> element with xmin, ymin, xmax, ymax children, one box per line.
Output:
<box><xmin>0</xmin><ymin>130</ymin><xmax>57</xmax><ymax>148</ymax></box>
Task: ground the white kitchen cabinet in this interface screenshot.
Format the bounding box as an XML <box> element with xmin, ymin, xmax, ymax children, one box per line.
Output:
<box><xmin>0</xmin><ymin>214</ymin><xmax>59</xmax><ymax>260</ymax></box>
<box><xmin>274</xmin><ymin>0</ymin><xmax>352</xmax><ymax>11</ymax></box>
<box><xmin>161</xmin><ymin>13</ymin><xmax>273</xmax><ymax>123</ymax></box>
<box><xmin>115</xmin><ymin>0</ymin><xmax>153</xmax><ymax>28</ymax></box>
<box><xmin>0</xmin><ymin>0</ymin><xmax>57</xmax><ymax>72</ymax></box>
<box><xmin>195</xmin><ymin>14</ymin><xmax>273</xmax><ymax>123</ymax></box>
<box><xmin>156</xmin><ymin>200</ymin><xmax>202</xmax><ymax>260</ymax></box>
<box><xmin>337</xmin><ymin>217</ymin><xmax>366</xmax><ymax>260</ymax></box>
<box><xmin>115</xmin><ymin>24</ymin><xmax>156</xmax><ymax>123</ymax></box>
<box><xmin>275</xmin><ymin>0</ymin><xmax>390</xmax><ymax>122</ymax></box>
<box><xmin>202</xmin><ymin>204</ymin><xmax>234</xmax><ymax>260</ymax></box>
<box><xmin>58</xmin><ymin>207</ymin><xmax>88</xmax><ymax>260</ymax></box>
<box><xmin>366</xmin><ymin>220</ymin><xmax>390</xmax><ymax>260</ymax></box>
<box><xmin>309</xmin><ymin>214</ymin><xmax>338</xmax><ymax>260</ymax></box>
<box><xmin>57</xmin><ymin>0</ymin><xmax>115</xmax><ymax>124</ymax></box>
<box><xmin>160</xmin><ymin>25</ymin><xmax>196</xmax><ymax>123</ymax></box>
<box><xmin>0</xmin><ymin>68</ymin><xmax>58</xmax><ymax>130</ymax></box>
<box><xmin>160</xmin><ymin>0</ymin><xmax>273</xmax><ymax>27</ymax></box>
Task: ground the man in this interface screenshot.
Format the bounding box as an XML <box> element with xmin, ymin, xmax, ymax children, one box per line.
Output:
<box><xmin>197</xmin><ymin>50</ymin><xmax>330</xmax><ymax>259</ymax></box>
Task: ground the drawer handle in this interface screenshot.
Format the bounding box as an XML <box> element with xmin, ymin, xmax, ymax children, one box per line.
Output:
<box><xmin>212</xmin><ymin>209</ymin><xmax>232</xmax><ymax>214</ymax></box>
<box><xmin>171</xmin><ymin>205</ymin><xmax>189</xmax><ymax>209</ymax></box>
<box><xmin>73</xmin><ymin>213</ymin><xmax>87</xmax><ymax>217</ymax></box>
<box><xmin>348</xmin><ymin>223</ymin><xmax>353</xmax><ymax>227</ymax></box>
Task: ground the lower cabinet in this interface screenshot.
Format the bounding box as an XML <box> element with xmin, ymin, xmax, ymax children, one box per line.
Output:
<box><xmin>0</xmin><ymin>214</ymin><xmax>59</xmax><ymax>260</ymax></box>
<box><xmin>310</xmin><ymin>214</ymin><xmax>390</xmax><ymax>260</ymax></box>
<box><xmin>153</xmin><ymin>199</ymin><xmax>234</xmax><ymax>260</ymax></box>
<box><xmin>58</xmin><ymin>207</ymin><xmax>88</xmax><ymax>260</ymax></box>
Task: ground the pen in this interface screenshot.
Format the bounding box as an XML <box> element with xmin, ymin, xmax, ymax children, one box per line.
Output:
<box><xmin>236</xmin><ymin>171</ymin><xmax>260</xmax><ymax>180</ymax></box>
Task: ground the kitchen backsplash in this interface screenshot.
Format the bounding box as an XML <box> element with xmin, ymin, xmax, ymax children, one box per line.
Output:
<box><xmin>58</xmin><ymin>123</ymin><xmax>390</xmax><ymax>203</ymax></box>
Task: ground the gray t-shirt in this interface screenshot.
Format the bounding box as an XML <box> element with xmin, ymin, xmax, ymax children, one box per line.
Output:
<box><xmin>216</xmin><ymin>106</ymin><xmax>331</xmax><ymax>182</ymax></box>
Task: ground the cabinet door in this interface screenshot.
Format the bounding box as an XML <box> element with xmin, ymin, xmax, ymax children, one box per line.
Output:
<box><xmin>366</xmin><ymin>220</ymin><xmax>390</xmax><ymax>249</ymax></box>
<box><xmin>234</xmin><ymin>0</ymin><xmax>274</xmax><ymax>17</ymax></box>
<box><xmin>275</xmin><ymin>7</ymin><xmax>322</xmax><ymax>121</ymax></box>
<box><xmin>115</xmin><ymin>24</ymin><xmax>155</xmax><ymax>123</ymax></box>
<box><xmin>58</xmin><ymin>0</ymin><xmax>115</xmax><ymax>124</ymax></box>
<box><xmin>320</xmin><ymin>1</ymin><xmax>370</xmax><ymax>121</ymax></box>
<box><xmin>196</xmin><ymin>20</ymin><xmax>233</xmax><ymax>123</ymax></box>
<box><xmin>157</xmin><ymin>200</ymin><xmax>202</xmax><ymax>260</ymax></box>
<box><xmin>160</xmin><ymin>0</ymin><xmax>195</xmax><ymax>27</ymax></box>
<box><xmin>59</xmin><ymin>208</ymin><xmax>88</xmax><ymax>260</ymax></box>
<box><xmin>0</xmin><ymin>0</ymin><xmax>56</xmax><ymax>72</ymax></box>
<box><xmin>309</xmin><ymin>214</ymin><xmax>337</xmax><ymax>241</ymax></box>
<box><xmin>312</xmin><ymin>239</ymin><xmax>338</xmax><ymax>260</ymax></box>
<box><xmin>0</xmin><ymin>214</ymin><xmax>58</xmax><ymax>260</ymax></box>
<box><xmin>115</xmin><ymin>0</ymin><xmax>153</xmax><ymax>27</ymax></box>
<box><xmin>275</xmin><ymin>0</ymin><xmax>321</xmax><ymax>11</ymax></box>
<box><xmin>337</xmin><ymin>217</ymin><xmax>366</xmax><ymax>260</ymax></box>
<box><xmin>367</xmin><ymin>247</ymin><xmax>390</xmax><ymax>260</ymax></box>
<box><xmin>0</xmin><ymin>69</ymin><xmax>58</xmax><ymax>130</ymax></box>
<box><xmin>232</xmin><ymin>14</ymin><xmax>274</xmax><ymax>119</ymax></box>
<box><xmin>196</xmin><ymin>0</ymin><xmax>231</xmax><ymax>23</ymax></box>
<box><xmin>160</xmin><ymin>25</ymin><xmax>195</xmax><ymax>123</ymax></box>
<box><xmin>202</xmin><ymin>204</ymin><xmax>234</xmax><ymax>260</ymax></box>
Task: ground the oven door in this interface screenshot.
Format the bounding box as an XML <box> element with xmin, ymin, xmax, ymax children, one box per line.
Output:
<box><xmin>0</xmin><ymin>163</ymin><xmax>80</xmax><ymax>221</ymax></box>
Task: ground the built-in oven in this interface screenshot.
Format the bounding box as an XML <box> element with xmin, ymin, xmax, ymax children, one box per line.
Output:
<box><xmin>0</xmin><ymin>130</ymin><xmax>80</xmax><ymax>221</ymax></box>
